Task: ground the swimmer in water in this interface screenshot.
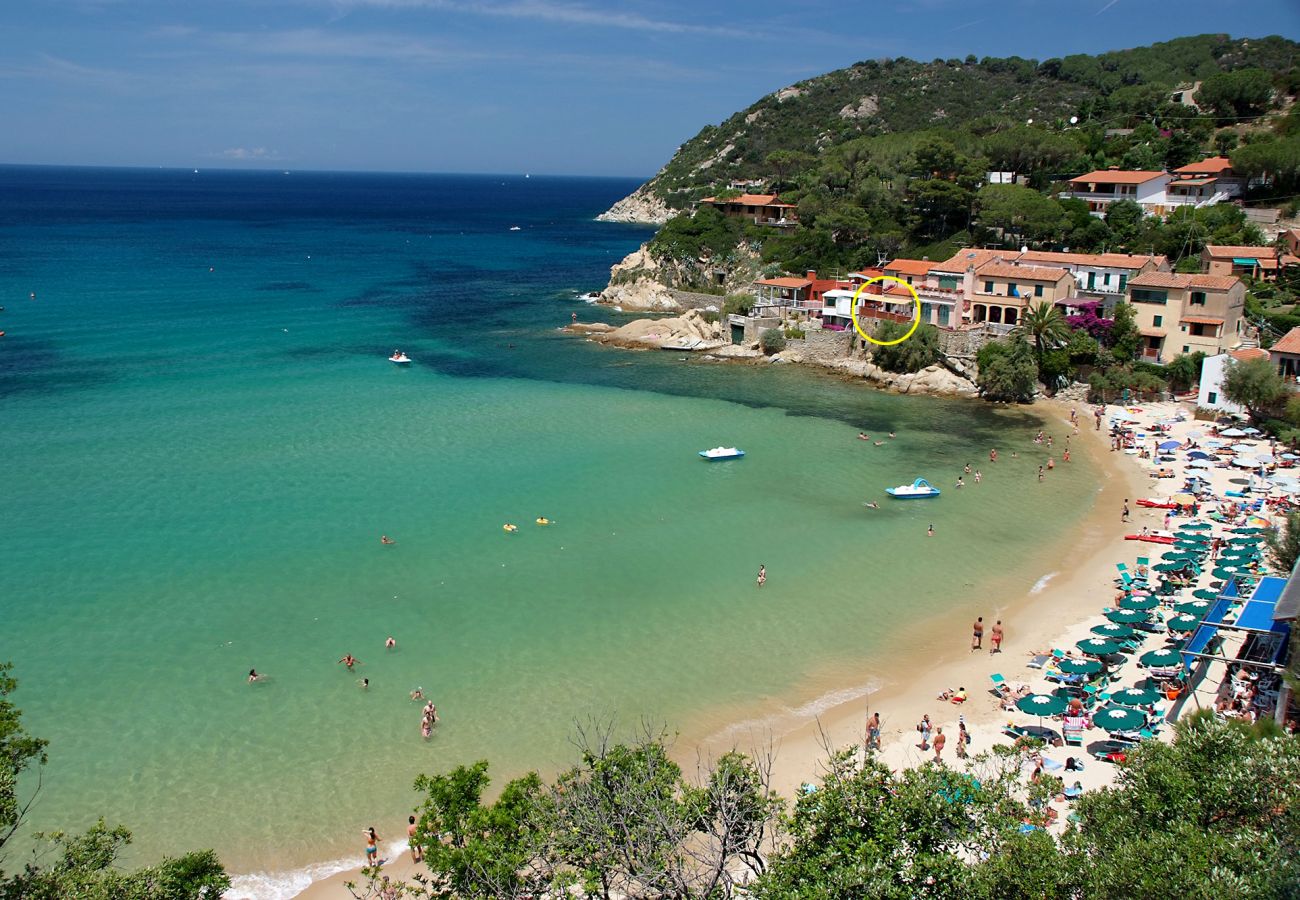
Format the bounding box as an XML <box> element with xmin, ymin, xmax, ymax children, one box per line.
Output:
<box><xmin>360</xmin><ymin>678</ymin><xmax>369</xmax><ymax>690</ymax></box>
<box><xmin>865</xmin><ymin>501</ymin><xmax>880</xmax><ymax>509</ymax></box>
<box><xmin>248</xmin><ymin>669</ymin><xmax>263</xmax><ymax>683</ymax></box>
<box><xmin>385</xmin><ymin>637</ymin><xmax>396</xmax><ymax>650</ymax></box>
<box><xmin>381</xmin><ymin>535</ymin><xmax>395</xmax><ymax>545</ymax></box>
<box><xmin>858</xmin><ymin>432</ymin><xmax>870</xmax><ymax>441</ymax></box>
<box><xmin>927</xmin><ymin>524</ymin><xmax>934</xmax><ymax>537</ymax></box>
<box><xmin>874</xmin><ymin>441</ymin><xmax>885</xmax><ymax>446</ymax></box>
<box><xmin>888</xmin><ymin>432</ymin><xmax>896</xmax><ymax>439</ymax></box>
<box><xmin>339</xmin><ymin>654</ymin><xmax>359</xmax><ymax>670</ymax></box>
<box><xmin>410</xmin><ymin>687</ymin><xmax>425</xmax><ymax>701</ymax></box>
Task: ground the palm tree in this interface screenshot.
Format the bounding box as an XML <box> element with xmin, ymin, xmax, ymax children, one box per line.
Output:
<box><xmin>1014</xmin><ymin>300</ymin><xmax>1070</xmax><ymax>360</ymax></box>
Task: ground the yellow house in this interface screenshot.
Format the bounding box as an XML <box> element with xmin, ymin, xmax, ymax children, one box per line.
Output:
<box><xmin>1125</xmin><ymin>272</ymin><xmax>1245</xmax><ymax>363</ymax></box>
<box><xmin>969</xmin><ymin>261</ymin><xmax>1073</xmax><ymax>327</ymax></box>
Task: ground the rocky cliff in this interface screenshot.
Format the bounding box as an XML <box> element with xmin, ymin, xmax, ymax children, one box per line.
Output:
<box><xmin>595</xmin><ymin>185</ymin><xmax>673</xmax><ymax>225</ymax></box>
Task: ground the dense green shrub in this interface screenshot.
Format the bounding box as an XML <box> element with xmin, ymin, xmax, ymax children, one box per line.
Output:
<box><xmin>870</xmin><ymin>322</ymin><xmax>941</xmax><ymax>373</ymax></box>
<box><xmin>759</xmin><ymin>328</ymin><xmax>787</xmax><ymax>354</ymax></box>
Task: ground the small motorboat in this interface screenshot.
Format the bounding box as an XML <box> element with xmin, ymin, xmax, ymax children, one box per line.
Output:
<box><xmin>389</xmin><ymin>351</ymin><xmax>411</xmax><ymax>365</ymax></box>
<box><xmin>699</xmin><ymin>447</ymin><xmax>745</xmax><ymax>461</ymax></box>
<box><xmin>886</xmin><ymin>478</ymin><xmax>941</xmax><ymax>499</ymax></box>
<box><xmin>509</xmin><ymin>226</ymin><xmax>522</xmax><ymax>231</ymax></box>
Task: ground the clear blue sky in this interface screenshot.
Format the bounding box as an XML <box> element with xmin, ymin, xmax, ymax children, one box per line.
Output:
<box><xmin>1</xmin><ymin>1</ymin><xmax>1297</xmax><ymax>176</ymax></box>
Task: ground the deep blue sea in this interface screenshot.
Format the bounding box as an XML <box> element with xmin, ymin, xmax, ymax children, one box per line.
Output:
<box><xmin>0</xmin><ymin>167</ymin><xmax>1095</xmax><ymax>897</ymax></box>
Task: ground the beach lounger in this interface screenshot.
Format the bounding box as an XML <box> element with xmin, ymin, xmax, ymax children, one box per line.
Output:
<box><xmin>1026</xmin><ymin>655</ymin><xmax>1051</xmax><ymax>670</ymax></box>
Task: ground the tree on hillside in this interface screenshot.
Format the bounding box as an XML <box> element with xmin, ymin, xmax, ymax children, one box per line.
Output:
<box><xmin>1163</xmin><ymin>352</ymin><xmax>1206</xmax><ymax>393</ymax></box>
<box><xmin>1198</xmin><ymin>68</ymin><xmax>1274</xmax><ymax>120</ymax></box>
<box><xmin>1104</xmin><ymin>200</ymin><xmax>1146</xmax><ymax>249</ymax></box>
<box><xmin>0</xmin><ymin>663</ymin><xmax>228</xmax><ymax>898</ymax></box>
<box><xmin>975</xmin><ymin>184</ymin><xmax>1066</xmax><ymax>248</ymax></box>
<box><xmin>1232</xmin><ymin>137</ymin><xmax>1300</xmax><ymax>195</ymax></box>
<box><xmin>1266</xmin><ymin>509</ymin><xmax>1300</xmax><ymax>577</ymax></box>
<box><xmin>766</xmin><ymin>150</ymin><xmax>812</xmax><ymax>192</ymax></box>
<box><xmin>1222</xmin><ymin>356</ymin><xmax>1288</xmax><ymax>420</ymax></box>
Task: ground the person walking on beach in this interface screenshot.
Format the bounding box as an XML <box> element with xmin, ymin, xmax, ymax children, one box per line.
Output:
<box><xmin>957</xmin><ymin>720</ymin><xmax>969</xmax><ymax>759</ymax></box>
<box><xmin>363</xmin><ymin>826</ymin><xmax>379</xmax><ymax>867</ymax></box>
<box><xmin>867</xmin><ymin>712</ymin><xmax>881</xmax><ymax>750</ymax></box>
<box><xmin>991</xmin><ymin>620</ymin><xmax>1004</xmax><ymax>654</ymax></box>
<box><xmin>1122</xmin><ymin>500</ymin><xmax>1130</xmax><ymax>522</ymax></box>
<box><xmin>972</xmin><ymin>617</ymin><xmax>984</xmax><ymax>651</ymax></box>
<box><xmin>756</xmin><ymin>564</ymin><xmax>766</xmax><ymax>588</ymax></box>
<box><xmin>933</xmin><ymin>727</ymin><xmax>946</xmax><ymax>761</ymax></box>
<box><xmin>407</xmin><ymin>815</ymin><xmax>423</xmax><ymax>863</ymax></box>
<box><xmin>917</xmin><ymin>714</ymin><xmax>932</xmax><ymax>751</ymax></box>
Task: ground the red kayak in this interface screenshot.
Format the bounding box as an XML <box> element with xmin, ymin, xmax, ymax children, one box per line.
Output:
<box><xmin>1125</xmin><ymin>534</ymin><xmax>1176</xmax><ymax>544</ymax></box>
<box><xmin>1136</xmin><ymin>499</ymin><xmax>1178</xmax><ymax>509</ymax></box>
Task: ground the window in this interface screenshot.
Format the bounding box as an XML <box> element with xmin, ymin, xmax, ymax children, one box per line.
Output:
<box><xmin>938</xmin><ymin>276</ymin><xmax>958</xmax><ymax>290</ymax></box>
<box><xmin>1208</xmin><ymin>391</ymin><xmax>1218</xmax><ymax>404</ymax></box>
<box><xmin>1190</xmin><ymin>292</ymin><xmax>1206</xmax><ymax>306</ymax></box>
<box><xmin>984</xmin><ymin>280</ymin><xmax>994</xmax><ymax>293</ymax></box>
<box><xmin>1119</xmin><ymin>274</ymin><xmax>1128</xmax><ymax>291</ymax></box>
<box><xmin>1153</xmin><ymin>315</ymin><xmax>1163</xmax><ymax>327</ymax></box>
<box><xmin>1131</xmin><ymin>288</ymin><xmax>1167</xmax><ymax>304</ymax></box>
<box><xmin>1104</xmin><ymin>272</ymin><xmax>1112</xmax><ymax>285</ymax></box>
<box><xmin>1183</xmin><ymin>345</ymin><xmax>1190</xmax><ymax>354</ymax></box>
<box><xmin>1034</xmin><ymin>284</ymin><xmax>1044</xmax><ymax>297</ymax></box>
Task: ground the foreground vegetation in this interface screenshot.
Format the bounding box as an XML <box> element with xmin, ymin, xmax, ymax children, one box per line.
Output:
<box><xmin>0</xmin><ymin>664</ymin><xmax>228</xmax><ymax>899</ymax></box>
<box><xmin>351</xmin><ymin>715</ymin><xmax>1300</xmax><ymax>899</ymax></box>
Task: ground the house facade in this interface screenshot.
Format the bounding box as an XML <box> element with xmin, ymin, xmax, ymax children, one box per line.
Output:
<box><xmin>1196</xmin><ymin>348</ymin><xmax>1268</xmax><ymax>414</ymax></box>
<box><xmin>1126</xmin><ymin>272</ymin><xmax>1246</xmax><ymax>363</ymax></box>
<box><xmin>1171</xmin><ymin>156</ymin><xmax>1246</xmax><ymax>198</ymax></box>
<box><xmin>751</xmin><ymin>277</ymin><xmax>811</xmax><ymax>316</ymax></box>
<box><xmin>1060</xmin><ymin>169</ymin><xmax>1172</xmax><ymax>215</ymax></box>
<box><xmin>1017</xmin><ymin>250</ymin><xmax>1167</xmax><ymax>309</ymax></box>
<box><xmin>1201</xmin><ymin>245</ymin><xmax>1296</xmax><ymax>282</ymax></box>
<box><xmin>697</xmin><ymin>193</ymin><xmax>798</xmax><ymax>227</ymax></box>
<box><xmin>1270</xmin><ymin>327</ymin><xmax>1300</xmax><ymax>385</ymax></box>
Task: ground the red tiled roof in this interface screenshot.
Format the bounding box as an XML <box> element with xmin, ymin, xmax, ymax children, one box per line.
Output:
<box><xmin>884</xmin><ymin>258</ymin><xmax>935</xmax><ymax>276</ymax></box>
<box><xmin>1203</xmin><ymin>245</ymin><xmax>1279</xmax><ymax>260</ymax></box>
<box><xmin>1069</xmin><ymin>169</ymin><xmax>1166</xmax><ymax>185</ymax></box>
<box><xmin>933</xmin><ymin>248</ymin><xmax>1012</xmax><ymax>272</ymax></box>
<box><xmin>1128</xmin><ymin>272</ymin><xmax>1240</xmax><ymax>291</ymax></box>
<box><xmin>700</xmin><ymin>193</ymin><xmax>795</xmax><ymax>207</ymax></box>
<box><xmin>1017</xmin><ymin>250</ymin><xmax>1165</xmax><ymax>270</ymax></box>
<box><xmin>1174</xmin><ymin>156</ymin><xmax>1234</xmax><ymax>175</ymax></box>
<box><xmin>1180</xmin><ymin>316</ymin><xmax>1224</xmax><ymax>325</ymax></box>
<box><xmin>755</xmin><ymin>277</ymin><xmax>811</xmax><ymax>288</ymax></box>
<box><xmin>1170</xmin><ymin>177</ymin><xmax>1217</xmax><ymax>187</ymax></box>
<box><xmin>976</xmin><ymin>261</ymin><xmax>1069</xmax><ymax>281</ymax></box>
<box><xmin>1271</xmin><ymin>327</ymin><xmax>1300</xmax><ymax>355</ymax></box>
<box><xmin>1231</xmin><ymin>348</ymin><xmax>1270</xmax><ymax>361</ymax></box>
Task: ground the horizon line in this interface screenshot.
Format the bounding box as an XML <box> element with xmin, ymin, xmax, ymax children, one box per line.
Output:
<box><xmin>0</xmin><ymin>161</ymin><xmax>651</xmax><ymax>181</ymax></box>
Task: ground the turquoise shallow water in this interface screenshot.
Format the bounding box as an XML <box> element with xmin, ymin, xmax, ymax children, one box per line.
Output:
<box><xmin>0</xmin><ymin>167</ymin><xmax>1097</xmax><ymax>890</ymax></box>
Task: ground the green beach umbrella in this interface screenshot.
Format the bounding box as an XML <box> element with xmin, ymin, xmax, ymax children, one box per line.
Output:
<box><xmin>1140</xmin><ymin>647</ymin><xmax>1183</xmax><ymax>668</ymax></box>
<box><xmin>1175</xmin><ymin>537</ymin><xmax>1211</xmax><ymax>547</ymax></box>
<box><xmin>1231</xmin><ymin>527</ymin><xmax>1266</xmax><ymax>534</ymax></box>
<box><xmin>1058</xmin><ymin>658</ymin><xmax>1103</xmax><ymax>675</ymax></box>
<box><xmin>1192</xmin><ymin>589</ymin><xmax>1220</xmax><ymax>600</ymax></box>
<box><xmin>1092</xmin><ymin>705</ymin><xmax>1148</xmax><ymax>733</ymax></box>
<box><xmin>1212</xmin><ymin>567</ymin><xmax>1245</xmax><ymax>579</ymax></box>
<box><xmin>1109</xmin><ymin>687</ymin><xmax>1162</xmax><ymax>708</ymax></box>
<box><xmin>1120</xmin><ymin>594</ymin><xmax>1160</xmax><ymax>611</ymax></box>
<box><xmin>1153</xmin><ymin>562</ymin><xmax>1192</xmax><ymax>573</ymax></box>
<box><xmin>1091</xmin><ymin>623</ymin><xmax>1136</xmax><ymax>639</ymax></box>
<box><xmin>1161</xmin><ymin>550</ymin><xmax>1202</xmax><ymax>560</ymax></box>
<box><xmin>1220</xmin><ymin>551</ymin><xmax>1256</xmax><ymax>562</ymax></box>
<box><xmin>1167</xmin><ymin>614</ymin><xmax>1201</xmax><ymax>632</ymax></box>
<box><xmin>1017</xmin><ymin>693</ymin><xmax>1068</xmax><ymax>717</ymax></box>
<box><xmin>1106</xmin><ymin>609</ymin><xmax>1150</xmax><ymax>625</ymax></box>
<box><xmin>1178</xmin><ymin>522</ymin><xmax>1212</xmax><ymax>530</ymax></box>
<box><xmin>1176</xmin><ymin>599</ymin><xmax>1212</xmax><ymax>615</ymax></box>
<box><xmin>1077</xmin><ymin>637</ymin><xmax>1121</xmax><ymax>656</ymax></box>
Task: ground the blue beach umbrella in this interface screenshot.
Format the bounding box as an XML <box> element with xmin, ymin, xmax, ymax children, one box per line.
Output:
<box><xmin>1158</xmin><ymin>440</ymin><xmax>1180</xmax><ymax>451</ymax></box>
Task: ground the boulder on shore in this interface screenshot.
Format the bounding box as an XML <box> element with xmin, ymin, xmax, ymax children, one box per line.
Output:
<box><xmin>590</xmin><ymin>309</ymin><xmax>726</xmax><ymax>350</ymax></box>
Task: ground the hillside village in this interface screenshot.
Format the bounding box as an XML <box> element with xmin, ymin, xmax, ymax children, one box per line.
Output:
<box><xmin>590</xmin><ymin>34</ymin><xmax>1300</xmax><ymax>425</ymax></box>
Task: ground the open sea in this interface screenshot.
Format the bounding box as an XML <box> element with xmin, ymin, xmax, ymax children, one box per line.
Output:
<box><xmin>0</xmin><ymin>166</ymin><xmax>1098</xmax><ymax>896</ymax></box>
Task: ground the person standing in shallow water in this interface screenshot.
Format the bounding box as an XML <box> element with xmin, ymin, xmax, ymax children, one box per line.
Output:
<box><xmin>756</xmin><ymin>564</ymin><xmax>766</xmax><ymax>588</ymax></box>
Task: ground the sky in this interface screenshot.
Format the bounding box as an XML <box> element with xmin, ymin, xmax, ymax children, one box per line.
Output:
<box><xmin>1</xmin><ymin>1</ymin><xmax>1298</xmax><ymax>177</ymax></box>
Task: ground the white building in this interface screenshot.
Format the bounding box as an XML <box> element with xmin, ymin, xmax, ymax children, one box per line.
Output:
<box><xmin>1197</xmin><ymin>348</ymin><xmax>1269</xmax><ymax>413</ymax></box>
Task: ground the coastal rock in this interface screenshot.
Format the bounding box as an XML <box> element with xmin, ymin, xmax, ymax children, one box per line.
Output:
<box><xmin>711</xmin><ymin>344</ymin><xmax>762</xmax><ymax>359</ymax></box>
<box><xmin>594</xmin><ymin>309</ymin><xmax>725</xmax><ymax>350</ymax></box>
<box><xmin>903</xmin><ymin>365</ymin><xmax>979</xmax><ymax>397</ymax></box>
<box><xmin>600</xmin><ymin>277</ymin><xmax>681</xmax><ymax>312</ymax></box>
<box><xmin>595</xmin><ymin>187</ymin><xmax>673</xmax><ymax>225</ymax></box>
<box><xmin>565</xmin><ymin>322</ymin><xmax>615</xmax><ymax>334</ymax></box>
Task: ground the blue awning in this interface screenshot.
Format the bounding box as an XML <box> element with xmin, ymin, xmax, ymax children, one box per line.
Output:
<box><xmin>1182</xmin><ymin>583</ymin><xmax>1237</xmax><ymax>670</ymax></box>
<box><xmin>1235</xmin><ymin>576</ymin><xmax>1287</xmax><ymax>632</ymax></box>
<box><xmin>1232</xmin><ymin>257</ymin><xmax>1260</xmax><ymax>266</ymax></box>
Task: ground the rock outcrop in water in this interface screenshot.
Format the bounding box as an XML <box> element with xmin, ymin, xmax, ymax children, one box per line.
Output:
<box><xmin>595</xmin><ymin>186</ymin><xmax>672</xmax><ymax>225</ymax></box>
<box><xmin>568</xmin><ymin>309</ymin><xmax>726</xmax><ymax>351</ymax></box>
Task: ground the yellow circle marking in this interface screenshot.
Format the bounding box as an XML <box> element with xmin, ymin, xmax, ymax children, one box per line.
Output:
<box><xmin>850</xmin><ymin>276</ymin><xmax>921</xmax><ymax>346</ymax></box>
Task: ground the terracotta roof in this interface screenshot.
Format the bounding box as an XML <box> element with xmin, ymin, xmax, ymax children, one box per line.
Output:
<box><xmin>1180</xmin><ymin>316</ymin><xmax>1224</xmax><ymax>326</ymax></box>
<box><xmin>1174</xmin><ymin>156</ymin><xmax>1234</xmax><ymax>175</ymax></box>
<box><xmin>700</xmin><ymin>193</ymin><xmax>794</xmax><ymax>207</ymax></box>
<box><xmin>755</xmin><ymin>277</ymin><xmax>812</xmax><ymax>288</ymax></box>
<box><xmin>933</xmin><ymin>248</ymin><xmax>1013</xmax><ymax>272</ymax></box>
<box><xmin>1170</xmin><ymin>177</ymin><xmax>1216</xmax><ymax>187</ymax></box>
<box><xmin>1128</xmin><ymin>272</ymin><xmax>1240</xmax><ymax>291</ymax></box>
<box><xmin>1017</xmin><ymin>250</ymin><xmax>1165</xmax><ymax>270</ymax></box>
<box><xmin>884</xmin><ymin>258</ymin><xmax>935</xmax><ymax>276</ymax></box>
<box><xmin>1230</xmin><ymin>348</ymin><xmax>1270</xmax><ymax>361</ymax></box>
<box><xmin>1069</xmin><ymin>169</ymin><xmax>1167</xmax><ymax>185</ymax></box>
<box><xmin>1271</xmin><ymin>327</ymin><xmax>1300</xmax><ymax>356</ymax></box>
<box><xmin>1203</xmin><ymin>245</ymin><xmax>1278</xmax><ymax>260</ymax></box>
<box><xmin>976</xmin><ymin>261</ymin><xmax>1069</xmax><ymax>281</ymax></box>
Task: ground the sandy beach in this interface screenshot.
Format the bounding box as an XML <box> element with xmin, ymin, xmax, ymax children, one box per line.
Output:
<box><xmin>291</xmin><ymin>396</ymin><xmax>1165</xmax><ymax>899</ymax></box>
